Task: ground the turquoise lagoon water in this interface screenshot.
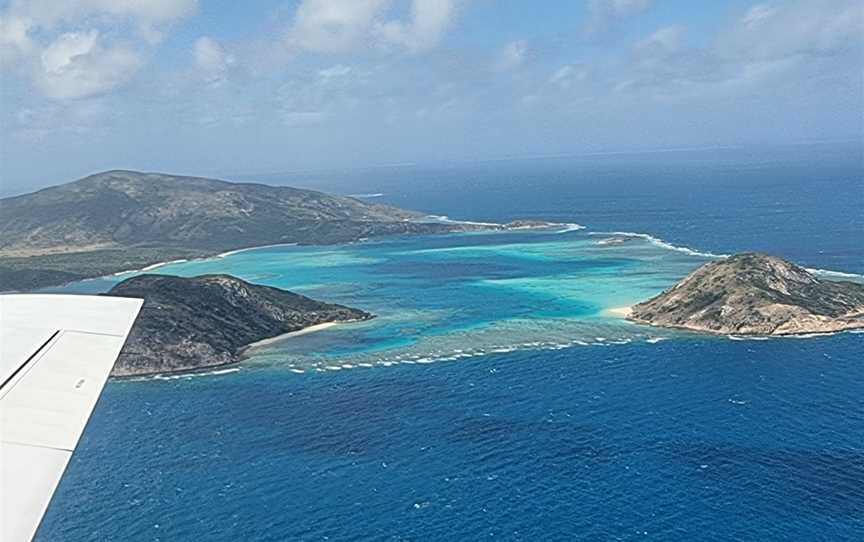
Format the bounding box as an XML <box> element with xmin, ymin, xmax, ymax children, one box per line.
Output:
<box><xmin>72</xmin><ymin>228</ymin><xmax>711</xmax><ymax>372</ymax></box>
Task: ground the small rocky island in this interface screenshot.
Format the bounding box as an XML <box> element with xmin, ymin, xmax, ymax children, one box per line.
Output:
<box><xmin>629</xmin><ymin>253</ymin><xmax>864</xmax><ymax>336</ymax></box>
<box><xmin>106</xmin><ymin>274</ymin><xmax>372</xmax><ymax>376</ymax></box>
<box><xmin>503</xmin><ymin>220</ymin><xmax>560</xmax><ymax>229</ymax></box>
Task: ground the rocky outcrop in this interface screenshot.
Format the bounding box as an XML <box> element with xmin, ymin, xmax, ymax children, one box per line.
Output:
<box><xmin>628</xmin><ymin>253</ymin><xmax>864</xmax><ymax>336</ymax></box>
<box><xmin>503</xmin><ymin>220</ymin><xmax>559</xmax><ymax>229</ymax></box>
<box><xmin>106</xmin><ymin>274</ymin><xmax>372</xmax><ymax>376</ymax></box>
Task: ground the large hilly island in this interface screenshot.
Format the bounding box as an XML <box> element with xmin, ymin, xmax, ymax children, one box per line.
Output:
<box><xmin>0</xmin><ymin>170</ymin><xmax>488</xmax><ymax>291</ymax></box>
<box><xmin>106</xmin><ymin>274</ymin><xmax>373</xmax><ymax>376</ymax></box>
<box><xmin>629</xmin><ymin>253</ymin><xmax>864</xmax><ymax>336</ymax></box>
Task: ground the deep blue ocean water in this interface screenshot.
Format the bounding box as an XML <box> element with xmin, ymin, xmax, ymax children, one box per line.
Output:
<box><xmin>38</xmin><ymin>147</ymin><xmax>863</xmax><ymax>541</ymax></box>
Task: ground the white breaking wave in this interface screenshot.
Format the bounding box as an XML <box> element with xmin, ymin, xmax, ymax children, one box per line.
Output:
<box><xmin>589</xmin><ymin>231</ymin><xmax>863</xmax><ymax>279</ymax></box>
<box><xmin>806</xmin><ymin>267</ymin><xmax>864</xmax><ymax>280</ymax></box>
<box><xmin>589</xmin><ymin>231</ymin><xmax>729</xmax><ymax>259</ymax></box>
<box><xmin>126</xmin><ymin>367</ymin><xmax>242</xmax><ymax>382</ymax></box>
<box><xmin>727</xmin><ymin>330</ymin><xmax>851</xmax><ymax>341</ymax></box>
<box><xmin>423</xmin><ymin>214</ymin><xmax>502</xmax><ymax>227</ymax></box>
<box><xmin>555</xmin><ymin>223</ymin><xmax>586</xmax><ymax>233</ymax></box>
<box><xmin>787</xmin><ymin>331</ymin><xmax>842</xmax><ymax>339</ymax></box>
<box><xmin>279</xmin><ymin>333</ymin><xmax>678</xmax><ymax>374</ymax></box>
<box><xmin>348</xmin><ymin>193</ymin><xmax>384</xmax><ymax>198</ymax></box>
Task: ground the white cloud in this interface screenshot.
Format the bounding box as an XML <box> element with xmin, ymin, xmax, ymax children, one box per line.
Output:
<box><xmin>663</xmin><ymin>57</ymin><xmax>800</xmax><ymax>100</ymax></box>
<box><xmin>740</xmin><ymin>4</ymin><xmax>777</xmax><ymax>29</ymax></box>
<box><xmin>549</xmin><ymin>66</ymin><xmax>573</xmax><ymax>85</ymax></box>
<box><xmin>3</xmin><ymin>0</ymin><xmax>197</xmax><ymax>44</ymax></box>
<box><xmin>0</xmin><ymin>0</ymin><xmax>197</xmax><ymax>98</ymax></box>
<box><xmin>34</xmin><ymin>31</ymin><xmax>144</xmax><ymax>99</ymax></box>
<box><xmin>274</xmin><ymin>64</ymin><xmax>372</xmax><ymax>127</ymax></box>
<box><xmin>495</xmin><ymin>40</ymin><xmax>528</xmax><ymax>71</ymax></box>
<box><xmin>719</xmin><ymin>0</ymin><xmax>863</xmax><ymax>61</ymax></box>
<box><xmin>281</xmin><ymin>0</ymin><xmax>461</xmax><ymax>56</ymax></box>
<box><xmin>618</xmin><ymin>0</ymin><xmax>863</xmax><ymax>101</ymax></box>
<box><xmin>190</xmin><ymin>1</ymin><xmax>462</xmax><ymax>80</ymax></box>
<box><xmin>635</xmin><ymin>26</ymin><xmax>683</xmax><ymax>56</ymax></box>
<box><xmin>289</xmin><ymin>0</ymin><xmax>389</xmax><ymax>53</ymax></box>
<box><xmin>40</xmin><ymin>31</ymin><xmax>99</xmax><ymax>73</ymax></box>
<box><xmin>318</xmin><ymin>64</ymin><xmax>353</xmax><ymax>81</ymax></box>
<box><xmin>633</xmin><ymin>25</ymin><xmax>684</xmax><ymax>68</ymax></box>
<box><xmin>0</xmin><ymin>14</ymin><xmax>35</xmax><ymax>69</ymax></box>
<box><xmin>14</xmin><ymin>100</ymin><xmax>113</xmax><ymax>142</ymax></box>
<box><xmin>549</xmin><ymin>64</ymin><xmax>588</xmax><ymax>88</ymax></box>
<box><xmin>193</xmin><ymin>37</ymin><xmax>234</xmax><ymax>86</ymax></box>
<box><xmin>375</xmin><ymin>0</ymin><xmax>460</xmax><ymax>52</ymax></box>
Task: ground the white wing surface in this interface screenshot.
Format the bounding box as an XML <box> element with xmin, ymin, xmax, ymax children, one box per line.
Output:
<box><xmin>0</xmin><ymin>294</ymin><xmax>142</xmax><ymax>542</ymax></box>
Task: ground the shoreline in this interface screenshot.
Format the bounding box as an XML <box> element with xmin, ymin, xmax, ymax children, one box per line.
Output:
<box><xmin>114</xmin><ymin>321</ymin><xmax>348</xmax><ymax>380</ymax></box>
<box><xmin>100</xmin><ymin>243</ymin><xmax>303</xmax><ymax>281</ymax></box>
<box><xmin>138</xmin><ymin>258</ymin><xmax>190</xmax><ymax>272</ymax></box>
<box><xmin>626</xmin><ymin>315</ymin><xmax>864</xmax><ymax>338</ymax></box>
<box><xmin>218</xmin><ymin>243</ymin><xmax>299</xmax><ymax>258</ymax></box>
<box><xmin>604</xmin><ymin>306</ymin><xmax>633</xmax><ymax>318</ymax></box>
<box><xmin>240</xmin><ymin>322</ymin><xmax>340</xmax><ymax>355</ymax></box>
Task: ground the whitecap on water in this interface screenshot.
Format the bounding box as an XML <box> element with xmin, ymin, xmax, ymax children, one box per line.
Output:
<box><xmin>144</xmin><ymin>367</ymin><xmax>241</xmax><ymax>381</ymax></box>
<box><xmin>588</xmin><ymin>231</ymin><xmax>728</xmax><ymax>259</ymax></box>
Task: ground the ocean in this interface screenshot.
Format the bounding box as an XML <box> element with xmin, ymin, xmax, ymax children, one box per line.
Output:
<box><xmin>38</xmin><ymin>146</ymin><xmax>863</xmax><ymax>541</ymax></box>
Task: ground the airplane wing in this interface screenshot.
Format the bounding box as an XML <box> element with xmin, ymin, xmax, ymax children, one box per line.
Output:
<box><xmin>0</xmin><ymin>294</ymin><xmax>142</xmax><ymax>542</ymax></box>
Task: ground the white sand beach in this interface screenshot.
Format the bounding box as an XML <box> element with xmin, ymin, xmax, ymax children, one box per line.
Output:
<box><xmin>217</xmin><ymin>243</ymin><xmax>298</xmax><ymax>258</ymax></box>
<box><xmin>604</xmin><ymin>306</ymin><xmax>633</xmax><ymax>318</ymax></box>
<box><xmin>240</xmin><ymin>322</ymin><xmax>339</xmax><ymax>355</ymax></box>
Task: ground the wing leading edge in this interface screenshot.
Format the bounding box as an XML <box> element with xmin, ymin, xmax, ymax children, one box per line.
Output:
<box><xmin>0</xmin><ymin>294</ymin><xmax>142</xmax><ymax>542</ymax></box>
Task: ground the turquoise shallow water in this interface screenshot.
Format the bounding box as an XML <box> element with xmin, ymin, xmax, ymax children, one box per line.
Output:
<box><xmin>73</xmin><ymin>228</ymin><xmax>710</xmax><ymax>372</ymax></box>
<box><xmin>38</xmin><ymin>153</ymin><xmax>864</xmax><ymax>541</ymax></box>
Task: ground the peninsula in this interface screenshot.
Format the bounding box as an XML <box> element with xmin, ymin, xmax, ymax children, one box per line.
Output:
<box><xmin>628</xmin><ymin>253</ymin><xmax>864</xmax><ymax>336</ymax></box>
<box><xmin>106</xmin><ymin>274</ymin><xmax>372</xmax><ymax>376</ymax></box>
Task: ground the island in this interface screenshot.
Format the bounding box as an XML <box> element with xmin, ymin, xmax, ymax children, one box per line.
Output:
<box><xmin>595</xmin><ymin>236</ymin><xmax>634</xmax><ymax>246</ymax></box>
<box><xmin>0</xmin><ymin>170</ymin><xmax>488</xmax><ymax>291</ymax></box>
<box><xmin>105</xmin><ymin>274</ymin><xmax>372</xmax><ymax>376</ymax></box>
<box><xmin>628</xmin><ymin>253</ymin><xmax>864</xmax><ymax>336</ymax></box>
<box><xmin>0</xmin><ymin>170</ymin><xmax>568</xmax><ymax>292</ymax></box>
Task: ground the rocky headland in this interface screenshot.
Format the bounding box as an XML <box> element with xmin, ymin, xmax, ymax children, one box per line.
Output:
<box><xmin>628</xmin><ymin>253</ymin><xmax>864</xmax><ymax>336</ymax></box>
<box><xmin>106</xmin><ymin>274</ymin><xmax>372</xmax><ymax>376</ymax></box>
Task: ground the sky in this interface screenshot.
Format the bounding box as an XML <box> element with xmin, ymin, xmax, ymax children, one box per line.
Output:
<box><xmin>0</xmin><ymin>0</ymin><xmax>862</xmax><ymax>194</ymax></box>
